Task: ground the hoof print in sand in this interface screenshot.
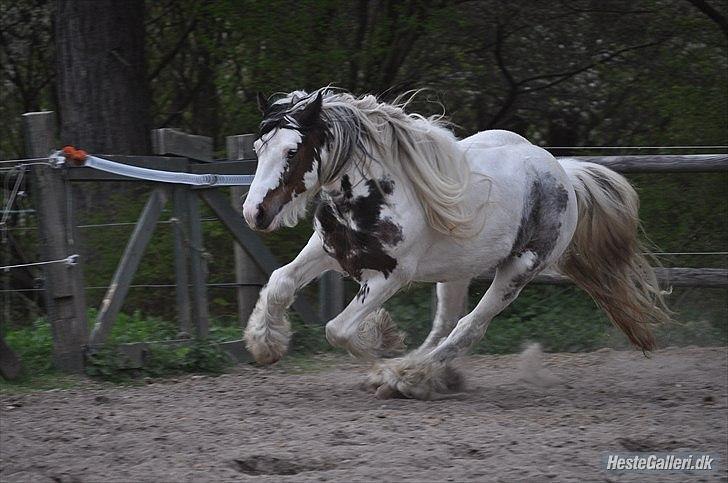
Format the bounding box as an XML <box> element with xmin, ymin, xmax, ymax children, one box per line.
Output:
<box><xmin>232</xmin><ymin>455</ymin><xmax>329</xmax><ymax>476</ymax></box>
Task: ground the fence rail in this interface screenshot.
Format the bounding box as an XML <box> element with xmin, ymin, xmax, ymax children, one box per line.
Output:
<box><xmin>478</xmin><ymin>267</ymin><xmax>728</xmax><ymax>289</ymax></box>
<box><xmin>61</xmin><ymin>154</ymin><xmax>728</xmax><ymax>183</ymax></box>
<box><xmin>562</xmin><ymin>154</ymin><xmax>728</xmax><ymax>172</ymax></box>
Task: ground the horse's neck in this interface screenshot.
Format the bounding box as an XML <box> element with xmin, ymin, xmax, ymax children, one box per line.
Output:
<box><xmin>321</xmin><ymin>158</ymin><xmax>409</xmax><ymax>198</ymax></box>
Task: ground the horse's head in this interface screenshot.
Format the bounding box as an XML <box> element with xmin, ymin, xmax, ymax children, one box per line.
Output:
<box><xmin>243</xmin><ymin>91</ymin><xmax>328</xmax><ymax>231</ymax></box>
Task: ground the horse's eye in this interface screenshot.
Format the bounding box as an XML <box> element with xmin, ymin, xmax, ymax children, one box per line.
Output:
<box><xmin>286</xmin><ymin>150</ymin><xmax>297</xmax><ymax>159</ymax></box>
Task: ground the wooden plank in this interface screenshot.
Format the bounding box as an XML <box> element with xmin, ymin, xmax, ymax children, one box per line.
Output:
<box><xmin>23</xmin><ymin>111</ymin><xmax>88</xmax><ymax>373</ymax></box>
<box><xmin>112</xmin><ymin>338</ymin><xmax>251</xmax><ymax>368</ymax></box>
<box><xmin>226</xmin><ymin>133</ymin><xmax>256</xmax><ymax>160</ymax></box>
<box><xmin>152</xmin><ymin>128</ymin><xmax>213</xmax><ymax>162</ymax></box>
<box><xmin>187</xmin><ymin>192</ymin><xmax>210</xmax><ymax>337</ymax></box>
<box><xmin>67</xmin><ymin>170</ymin><xmax>143</xmax><ymax>182</ymax></box>
<box><xmin>227</xmin><ymin>134</ymin><xmax>265</xmax><ymax>327</ymax></box>
<box><xmin>230</xmin><ymin>185</ymin><xmax>265</xmax><ymax>324</ymax></box>
<box><xmin>476</xmin><ymin>267</ymin><xmax>728</xmax><ymax>288</ymax></box>
<box><xmin>188</xmin><ymin>159</ymin><xmax>258</xmax><ymax>176</ymax></box>
<box><xmin>172</xmin><ymin>185</ymin><xmax>192</xmax><ymax>335</ymax></box>
<box><xmin>198</xmin><ymin>189</ymin><xmax>320</xmax><ymax>326</ymax></box>
<box><xmin>218</xmin><ymin>339</ymin><xmax>251</xmax><ymax>362</ymax></box>
<box><xmin>67</xmin><ymin>155</ymin><xmax>189</xmax><ymax>181</ymax></box>
<box><xmin>653</xmin><ymin>267</ymin><xmax>727</xmax><ymax>288</ymax></box>
<box><xmin>319</xmin><ymin>271</ymin><xmax>346</xmax><ymax>321</ymax></box>
<box><xmin>563</xmin><ymin>154</ymin><xmax>728</xmax><ymax>173</ymax></box>
<box><xmin>62</xmin><ymin>154</ymin><xmax>728</xmax><ymax>181</ymax></box>
<box><xmin>89</xmin><ymin>187</ymin><xmax>169</xmax><ymax>345</ymax></box>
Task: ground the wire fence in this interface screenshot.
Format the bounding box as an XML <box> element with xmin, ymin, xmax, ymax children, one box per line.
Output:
<box><xmin>1</xmin><ymin>217</ymin><xmax>222</xmax><ymax>232</ymax></box>
<box><xmin>0</xmin><ymin>282</ymin><xmax>262</xmax><ymax>294</ymax></box>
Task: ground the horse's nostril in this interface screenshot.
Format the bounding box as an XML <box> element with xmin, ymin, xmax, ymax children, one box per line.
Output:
<box><xmin>255</xmin><ymin>205</ymin><xmax>270</xmax><ymax>229</ymax></box>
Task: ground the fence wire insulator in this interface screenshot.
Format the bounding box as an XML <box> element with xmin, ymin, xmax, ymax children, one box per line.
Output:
<box><xmin>0</xmin><ymin>254</ymin><xmax>80</xmax><ymax>272</ymax></box>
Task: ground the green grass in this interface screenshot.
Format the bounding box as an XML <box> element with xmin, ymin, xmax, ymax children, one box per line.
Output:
<box><xmin>0</xmin><ymin>373</ymin><xmax>89</xmax><ymax>395</ymax></box>
<box><xmin>1</xmin><ymin>309</ymin><xmax>241</xmax><ymax>390</ymax></box>
<box><xmin>385</xmin><ymin>282</ymin><xmax>727</xmax><ymax>354</ymax></box>
<box><xmin>1</xmin><ymin>285</ymin><xmax>725</xmax><ymax>392</ymax></box>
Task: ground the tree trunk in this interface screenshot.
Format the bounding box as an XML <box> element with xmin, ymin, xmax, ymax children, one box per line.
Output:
<box><xmin>55</xmin><ymin>0</ymin><xmax>150</xmax><ymax>154</ymax></box>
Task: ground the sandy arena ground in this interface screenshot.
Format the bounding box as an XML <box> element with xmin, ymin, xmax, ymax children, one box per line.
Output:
<box><xmin>1</xmin><ymin>346</ymin><xmax>726</xmax><ymax>482</ymax></box>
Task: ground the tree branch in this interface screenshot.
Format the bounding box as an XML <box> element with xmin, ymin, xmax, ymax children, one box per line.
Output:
<box><xmin>159</xmin><ymin>76</ymin><xmax>205</xmax><ymax>127</ymax></box>
<box><xmin>147</xmin><ymin>16</ymin><xmax>198</xmax><ymax>82</ymax></box>
<box><xmin>520</xmin><ymin>40</ymin><xmax>667</xmax><ymax>93</ymax></box>
<box><xmin>487</xmin><ymin>23</ymin><xmax>520</xmax><ymax>128</ymax></box>
<box><xmin>684</xmin><ymin>0</ymin><xmax>728</xmax><ymax>39</ymax></box>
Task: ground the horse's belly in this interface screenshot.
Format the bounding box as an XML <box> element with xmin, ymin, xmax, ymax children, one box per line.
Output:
<box><xmin>412</xmin><ymin>215</ymin><xmax>517</xmax><ymax>282</ymax></box>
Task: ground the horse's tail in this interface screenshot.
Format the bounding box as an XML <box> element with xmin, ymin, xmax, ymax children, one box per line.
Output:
<box><xmin>557</xmin><ymin>159</ymin><xmax>671</xmax><ymax>351</ymax></box>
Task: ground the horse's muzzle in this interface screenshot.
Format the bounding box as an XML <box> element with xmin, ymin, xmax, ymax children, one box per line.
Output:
<box><xmin>242</xmin><ymin>201</ymin><xmax>277</xmax><ymax>232</ymax></box>
<box><xmin>253</xmin><ymin>204</ymin><xmax>276</xmax><ymax>231</ymax></box>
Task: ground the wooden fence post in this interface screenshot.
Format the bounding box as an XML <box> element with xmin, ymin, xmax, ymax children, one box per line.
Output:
<box><xmin>187</xmin><ymin>191</ymin><xmax>210</xmax><ymax>337</ymax></box>
<box><xmin>152</xmin><ymin>128</ymin><xmax>213</xmax><ymax>162</ymax></box>
<box><xmin>23</xmin><ymin>111</ymin><xmax>88</xmax><ymax>372</ymax></box>
<box><xmin>319</xmin><ymin>271</ymin><xmax>345</xmax><ymax>322</ymax></box>
<box><xmin>152</xmin><ymin>128</ymin><xmax>211</xmax><ymax>338</ymax></box>
<box><xmin>171</xmin><ymin>185</ymin><xmax>192</xmax><ymax>335</ymax></box>
<box><xmin>226</xmin><ymin>134</ymin><xmax>265</xmax><ymax>327</ymax></box>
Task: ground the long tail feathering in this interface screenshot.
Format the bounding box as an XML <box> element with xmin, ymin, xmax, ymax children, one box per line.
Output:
<box><xmin>558</xmin><ymin>160</ymin><xmax>672</xmax><ymax>351</ymax></box>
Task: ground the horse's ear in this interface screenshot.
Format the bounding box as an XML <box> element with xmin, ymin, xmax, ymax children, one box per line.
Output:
<box><xmin>257</xmin><ymin>92</ymin><xmax>269</xmax><ymax>115</ymax></box>
<box><xmin>298</xmin><ymin>91</ymin><xmax>323</xmax><ymax>125</ymax></box>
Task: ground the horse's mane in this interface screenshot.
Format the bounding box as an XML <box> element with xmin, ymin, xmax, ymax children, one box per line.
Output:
<box><xmin>269</xmin><ymin>88</ymin><xmax>475</xmax><ymax>237</ymax></box>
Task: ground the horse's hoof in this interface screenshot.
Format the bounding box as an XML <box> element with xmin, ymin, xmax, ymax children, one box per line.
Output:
<box><xmin>375</xmin><ymin>384</ymin><xmax>404</xmax><ymax>399</ymax></box>
<box><xmin>251</xmin><ymin>353</ymin><xmax>282</xmax><ymax>366</ymax></box>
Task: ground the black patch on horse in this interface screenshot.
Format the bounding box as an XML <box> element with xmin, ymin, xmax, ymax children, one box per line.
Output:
<box><xmin>356</xmin><ymin>282</ymin><xmax>370</xmax><ymax>303</ymax></box>
<box><xmin>316</xmin><ymin>175</ymin><xmax>404</xmax><ymax>280</ymax></box>
<box><xmin>510</xmin><ymin>172</ymin><xmax>569</xmax><ymax>260</ymax></box>
<box><xmin>502</xmin><ymin>173</ymin><xmax>569</xmax><ymax>301</ymax></box>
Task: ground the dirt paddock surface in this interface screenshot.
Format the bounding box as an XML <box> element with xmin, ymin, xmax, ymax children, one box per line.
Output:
<box><xmin>1</xmin><ymin>346</ymin><xmax>726</xmax><ymax>482</ymax></box>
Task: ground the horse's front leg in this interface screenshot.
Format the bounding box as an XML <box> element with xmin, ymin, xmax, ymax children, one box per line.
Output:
<box><xmin>244</xmin><ymin>234</ymin><xmax>338</xmax><ymax>364</ymax></box>
<box><xmin>325</xmin><ymin>274</ymin><xmax>407</xmax><ymax>359</ymax></box>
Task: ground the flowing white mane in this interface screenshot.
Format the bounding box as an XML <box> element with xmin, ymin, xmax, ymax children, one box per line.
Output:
<box><xmin>275</xmin><ymin>88</ymin><xmax>476</xmax><ymax>237</ymax></box>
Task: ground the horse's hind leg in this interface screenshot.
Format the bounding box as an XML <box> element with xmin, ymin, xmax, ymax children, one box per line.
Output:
<box><xmin>419</xmin><ymin>279</ymin><xmax>470</xmax><ymax>351</ymax></box>
<box><xmin>374</xmin><ymin>252</ymin><xmax>541</xmax><ymax>399</ymax></box>
<box><xmin>367</xmin><ymin>278</ymin><xmax>469</xmax><ymax>394</ymax></box>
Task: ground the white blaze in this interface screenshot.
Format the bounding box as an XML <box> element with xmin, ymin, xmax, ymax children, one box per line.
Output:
<box><xmin>242</xmin><ymin>128</ymin><xmax>303</xmax><ymax>227</ymax></box>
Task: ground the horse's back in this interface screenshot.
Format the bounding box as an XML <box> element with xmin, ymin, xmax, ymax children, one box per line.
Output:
<box><xmin>459</xmin><ymin>130</ymin><xmax>563</xmax><ymax>184</ymax></box>
<box><xmin>459</xmin><ymin>130</ymin><xmax>532</xmax><ymax>149</ymax></box>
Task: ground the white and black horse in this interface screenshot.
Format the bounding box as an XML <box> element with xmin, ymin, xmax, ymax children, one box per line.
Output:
<box><xmin>241</xmin><ymin>88</ymin><xmax>670</xmax><ymax>400</ymax></box>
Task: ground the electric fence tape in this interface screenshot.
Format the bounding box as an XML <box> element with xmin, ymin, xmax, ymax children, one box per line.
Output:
<box><xmin>50</xmin><ymin>150</ymin><xmax>255</xmax><ymax>186</ymax></box>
